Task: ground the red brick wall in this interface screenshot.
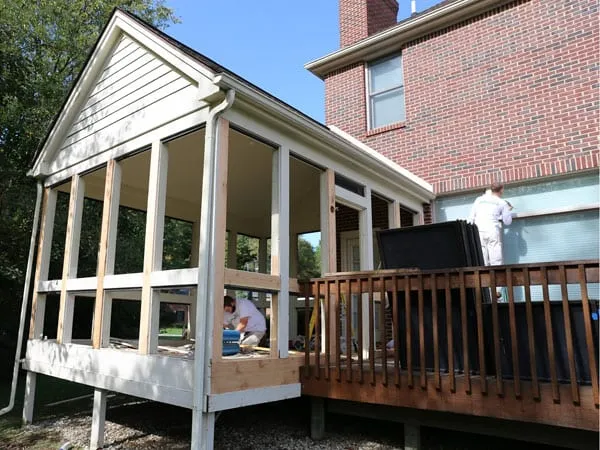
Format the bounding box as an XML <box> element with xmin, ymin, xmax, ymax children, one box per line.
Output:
<box><xmin>340</xmin><ymin>0</ymin><xmax>399</xmax><ymax>47</ymax></box>
<box><xmin>326</xmin><ymin>0</ymin><xmax>599</xmax><ymax>194</ymax></box>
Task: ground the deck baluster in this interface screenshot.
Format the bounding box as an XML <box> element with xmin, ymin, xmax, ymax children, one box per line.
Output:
<box><xmin>578</xmin><ymin>264</ymin><xmax>599</xmax><ymax>406</ymax></box>
<box><xmin>346</xmin><ymin>279</ymin><xmax>354</xmax><ymax>383</ymax></box>
<box><xmin>541</xmin><ymin>266</ymin><xmax>559</xmax><ymax>402</ymax></box>
<box><xmin>559</xmin><ymin>265</ymin><xmax>579</xmax><ymax>405</ymax></box>
<box><xmin>431</xmin><ymin>273</ymin><xmax>440</xmax><ymax>390</ymax></box>
<box><xmin>380</xmin><ymin>276</ymin><xmax>388</xmax><ymax>387</ymax></box>
<box><xmin>368</xmin><ymin>277</ymin><xmax>376</xmax><ymax>385</ymax></box>
<box><xmin>445</xmin><ymin>273</ymin><xmax>455</xmax><ymax>393</ymax></box>
<box><xmin>506</xmin><ymin>268</ymin><xmax>520</xmax><ymax>399</ymax></box>
<box><xmin>315</xmin><ymin>281</ymin><xmax>321</xmax><ymax>380</ymax></box>
<box><xmin>392</xmin><ymin>276</ymin><xmax>400</xmax><ymax>387</ymax></box>
<box><xmin>357</xmin><ymin>278</ymin><xmax>364</xmax><ymax>384</ymax></box>
<box><xmin>304</xmin><ymin>281</ymin><xmax>311</xmax><ymax>379</ymax></box>
<box><xmin>405</xmin><ymin>275</ymin><xmax>413</xmax><ymax>388</ymax></box>
<box><xmin>336</xmin><ymin>279</ymin><xmax>342</xmax><ymax>382</ymax></box>
<box><xmin>490</xmin><ymin>269</ymin><xmax>503</xmax><ymax>396</ymax></box>
<box><xmin>459</xmin><ymin>270</ymin><xmax>471</xmax><ymax>394</ymax></box>
<box><xmin>523</xmin><ymin>268</ymin><xmax>540</xmax><ymax>400</ymax></box>
<box><xmin>418</xmin><ymin>274</ymin><xmax>426</xmax><ymax>389</ymax></box>
<box><xmin>474</xmin><ymin>269</ymin><xmax>487</xmax><ymax>395</ymax></box>
<box><xmin>325</xmin><ymin>280</ymin><xmax>331</xmax><ymax>381</ymax></box>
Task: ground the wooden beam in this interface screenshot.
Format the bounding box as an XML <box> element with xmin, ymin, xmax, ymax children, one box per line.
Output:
<box><xmin>29</xmin><ymin>188</ymin><xmax>57</xmax><ymax>339</ymax></box>
<box><xmin>271</xmin><ymin>146</ymin><xmax>290</xmax><ymax>358</ymax></box>
<box><xmin>223</xmin><ymin>269</ymin><xmax>280</xmax><ymax>293</ymax></box>
<box><xmin>92</xmin><ymin>160</ymin><xmax>121</xmax><ymax>349</ymax></box>
<box><xmin>57</xmin><ymin>175</ymin><xmax>85</xmax><ymax>344</ymax></box>
<box><xmin>210</xmin><ymin>118</ymin><xmax>229</xmax><ymax>362</ymax></box>
<box><xmin>139</xmin><ymin>141</ymin><xmax>168</xmax><ymax>354</ymax></box>
<box><xmin>211</xmin><ymin>357</ymin><xmax>302</xmax><ymax>393</ymax></box>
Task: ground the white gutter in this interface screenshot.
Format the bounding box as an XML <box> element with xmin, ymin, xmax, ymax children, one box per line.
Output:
<box><xmin>191</xmin><ymin>88</ymin><xmax>235</xmax><ymax>448</ymax></box>
<box><xmin>305</xmin><ymin>0</ymin><xmax>514</xmax><ymax>78</ymax></box>
<box><xmin>213</xmin><ymin>73</ymin><xmax>434</xmax><ymax>202</ymax></box>
<box><xmin>0</xmin><ymin>182</ymin><xmax>43</xmax><ymax>417</ymax></box>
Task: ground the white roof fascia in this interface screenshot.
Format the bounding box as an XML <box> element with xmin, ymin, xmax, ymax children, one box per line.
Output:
<box><xmin>305</xmin><ymin>0</ymin><xmax>514</xmax><ymax>78</ymax></box>
<box><xmin>29</xmin><ymin>10</ymin><xmax>219</xmax><ymax>178</ymax></box>
<box><xmin>213</xmin><ymin>73</ymin><xmax>434</xmax><ymax>202</ymax></box>
<box><xmin>327</xmin><ymin>125</ymin><xmax>433</xmax><ymax>193</ymax></box>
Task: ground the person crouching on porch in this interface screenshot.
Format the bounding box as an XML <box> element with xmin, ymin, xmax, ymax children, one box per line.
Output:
<box><xmin>223</xmin><ymin>295</ymin><xmax>266</xmax><ymax>347</ymax></box>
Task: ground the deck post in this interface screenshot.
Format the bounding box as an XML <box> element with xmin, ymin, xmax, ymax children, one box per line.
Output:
<box><xmin>226</xmin><ymin>230</ymin><xmax>238</xmax><ymax>298</ymax></box>
<box><xmin>189</xmin><ymin>221</ymin><xmax>200</xmax><ymax>338</ymax></box>
<box><xmin>320</xmin><ymin>169</ymin><xmax>336</xmax><ymax>355</ymax></box>
<box><xmin>90</xmin><ymin>389</ymin><xmax>107</xmax><ymax>450</ymax></box>
<box><xmin>359</xmin><ymin>187</ymin><xmax>374</xmax><ymax>359</ymax></box>
<box><xmin>310</xmin><ymin>396</ymin><xmax>326</xmax><ymax>440</ymax></box>
<box><xmin>404</xmin><ymin>423</ymin><xmax>421</xmax><ymax>450</ymax></box>
<box><xmin>22</xmin><ymin>371</ymin><xmax>36</xmax><ymax>424</ymax></box>
<box><xmin>289</xmin><ymin>232</ymin><xmax>299</xmax><ymax>338</ymax></box>
<box><xmin>258</xmin><ymin>237</ymin><xmax>268</xmax><ymax>305</ymax></box>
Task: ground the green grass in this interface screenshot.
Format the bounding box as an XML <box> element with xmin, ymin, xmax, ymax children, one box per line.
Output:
<box><xmin>159</xmin><ymin>326</ymin><xmax>184</xmax><ymax>336</ymax></box>
<box><xmin>0</xmin><ymin>374</ymin><xmax>92</xmax><ymax>449</ymax></box>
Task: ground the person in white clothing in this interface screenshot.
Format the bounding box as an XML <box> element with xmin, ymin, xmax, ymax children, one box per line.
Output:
<box><xmin>468</xmin><ymin>182</ymin><xmax>513</xmax><ymax>266</ymax></box>
<box><xmin>223</xmin><ymin>295</ymin><xmax>266</xmax><ymax>347</ymax></box>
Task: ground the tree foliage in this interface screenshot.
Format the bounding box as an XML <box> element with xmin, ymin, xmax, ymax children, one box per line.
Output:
<box><xmin>0</xmin><ymin>0</ymin><xmax>178</xmax><ymax>377</ymax></box>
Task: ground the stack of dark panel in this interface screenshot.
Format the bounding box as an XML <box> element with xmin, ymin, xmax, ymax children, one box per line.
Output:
<box><xmin>377</xmin><ymin>220</ymin><xmax>486</xmax><ymax>375</ymax></box>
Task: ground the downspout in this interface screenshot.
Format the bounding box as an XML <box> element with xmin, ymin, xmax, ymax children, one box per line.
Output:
<box><xmin>0</xmin><ymin>182</ymin><xmax>43</xmax><ymax>416</ymax></box>
<box><xmin>191</xmin><ymin>87</ymin><xmax>235</xmax><ymax>447</ymax></box>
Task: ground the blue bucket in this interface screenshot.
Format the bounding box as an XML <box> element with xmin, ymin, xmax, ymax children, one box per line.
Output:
<box><xmin>222</xmin><ymin>330</ymin><xmax>240</xmax><ymax>356</ymax></box>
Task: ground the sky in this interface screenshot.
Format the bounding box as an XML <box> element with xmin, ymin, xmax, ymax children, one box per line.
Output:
<box><xmin>168</xmin><ymin>0</ymin><xmax>444</xmax><ymax>124</ymax></box>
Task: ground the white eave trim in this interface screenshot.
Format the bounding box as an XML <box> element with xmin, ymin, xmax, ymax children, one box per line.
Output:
<box><xmin>213</xmin><ymin>73</ymin><xmax>435</xmax><ymax>202</ymax></box>
<box><xmin>305</xmin><ymin>0</ymin><xmax>514</xmax><ymax>78</ymax></box>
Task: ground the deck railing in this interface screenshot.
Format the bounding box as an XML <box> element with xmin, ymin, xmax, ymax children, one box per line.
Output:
<box><xmin>300</xmin><ymin>260</ymin><xmax>599</xmax><ymax>413</ymax></box>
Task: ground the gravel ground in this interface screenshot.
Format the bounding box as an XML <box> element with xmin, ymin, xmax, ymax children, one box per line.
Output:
<box><xmin>17</xmin><ymin>396</ymin><xmax>577</xmax><ymax>450</ymax></box>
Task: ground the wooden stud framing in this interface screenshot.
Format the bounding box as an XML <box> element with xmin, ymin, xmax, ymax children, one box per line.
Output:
<box><xmin>57</xmin><ymin>175</ymin><xmax>85</xmax><ymax>344</ymax></box>
<box><xmin>92</xmin><ymin>160</ymin><xmax>121</xmax><ymax>348</ymax></box>
<box><xmin>209</xmin><ymin>117</ymin><xmax>229</xmax><ymax>362</ymax></box>
<box><xmin>271</xmin><ymin>145</ymin><xmax>290</xmax><ymax>358</ymax></box>
<box><xmin>388</xmin><ymin>200</ymin><xmax>401</xmax><ymax>229</ymax></box>
<box><xmin>139</xmin><ymin>141</ymin><xmax>168</xmax><ymax>354</ymax></box>
<box><xmin>320</xmin><ymin>168</ymin><xmax>336</xmax><ymax>357</ymax></box>
<box><xmin>29</xmin><ymin>188</ymin><xmax>57</xmax><ymax>339</ymax></box>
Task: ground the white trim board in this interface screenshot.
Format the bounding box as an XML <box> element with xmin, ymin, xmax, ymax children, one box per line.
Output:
<box><xmin>206</xmin><ymin>383</ymin><xmax>301</xmax><ymax>412</ymax></box>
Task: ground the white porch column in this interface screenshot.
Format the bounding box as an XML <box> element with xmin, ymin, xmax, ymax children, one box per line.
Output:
<box><xmin>192</xmin><ymin>111</ymin><xmax>231</xmax><ymax>450</ymax></box>
<box><xmin>139</xmin><ymin>141</ymin><xmax>168</xmax><ymax>354</ymax></box>
<box><xmin>22</xmin><ymin>371</ymin><xmax>36</xmax><ymax>424</ymax></box>
<box><xmin>189</xmin><ymin>221</ymin><xmax>200</xmax><ymax>338</ymax></box>
<box><xmin>360</xmin><ymin>187</ymin><xmax>374</xmax><ymax>359</ymax></box>
<box><xmin>227</xmin><ymin>230</ymin><xmax>238</xmax><ymax>298</ymax></box>
<box><xmin>289</xmin><ymin>232</ymin><xmax>299</xmax><ymax>338</ymax></box>
<box><xmin>270</xmin><ymin>146</ymin><xmax>290</xmax><ymax>358</ymax></box>
<box><xmin>388</xmin><ymin>200</ymin><xmax>401</xmax><ymax>229</ymax></box>
<box><xmin>90</xmin><ymin>389</ymin><xmax>108</xmax><ymax>450</ymax></box>
<box><xmin>258</xmin><ymin>237</ymin><xmax>268</xmax><ymax>305</ymax></box>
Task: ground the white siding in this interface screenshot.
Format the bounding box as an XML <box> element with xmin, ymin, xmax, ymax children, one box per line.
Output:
<box><xmin>49</xmin><ymin>34</ymin><xmax>203</xmax><ymax>174</ymax></box>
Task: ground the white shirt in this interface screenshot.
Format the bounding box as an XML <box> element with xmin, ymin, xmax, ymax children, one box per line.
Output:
<box><xmin>235</xmin><ymin>298</ymin><xmax>266</xmax><ymax>333</ymax></box>
<box><xmin>468</xmin><ymin>192</ymin><xmax>512</xmax><ymax>233</ymax></box>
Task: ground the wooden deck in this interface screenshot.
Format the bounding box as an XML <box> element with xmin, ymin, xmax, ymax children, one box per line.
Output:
<box><xmin>299</xmin><ymin>260</ymin><xmax>599</xmax><ymax>431</ymax></box>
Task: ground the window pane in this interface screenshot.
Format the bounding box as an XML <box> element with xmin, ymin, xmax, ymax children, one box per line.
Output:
<box><xmin>371</xmin><ymin>88</ymin><xmax>405</xmax><ymax>128</ymax></box>
<box><xmin>369</xmin><ymin>56</ymin><xmax>403</xmax><ymax>93</ymax></box>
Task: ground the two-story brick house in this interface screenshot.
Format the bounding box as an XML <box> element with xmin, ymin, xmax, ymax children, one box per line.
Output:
<box><xmin>307</xmin><ymin>0</ymin><xmax>599</xmax><ymax>272</ymax></box>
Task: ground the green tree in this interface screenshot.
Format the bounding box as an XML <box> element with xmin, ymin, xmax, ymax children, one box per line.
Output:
<box><xmin>297</xmin><ymin>237</ymin><xmax>321</xmax><ymax>280</ymax></box>
<box><xmin>0</xmin><ymin>0</ymin><xmax>178</xmax><ymax>378</ymax></box>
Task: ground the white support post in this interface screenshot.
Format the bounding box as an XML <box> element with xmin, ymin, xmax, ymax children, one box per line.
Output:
<box><xmin>57</xmin><ymin>175</ymin><xmax>85</xmax><ymax>344</ymax></box>
<box><xmin>388</xmin><ymin>200</ymin><xmax>401</xmax><ymax>229</ymax></box>
<box><xmin>189</xmin><ymin>221</ymin><xmax>200</xmax><ymax>338</ymax></box>
<box><xmin>92</xmin><ymin>160</ymin><xmax>121</xmax><ymax>349</ymax></box>
<box><xmin>289</xmin><ymin>232</ymin><xmax>299</xmax><ymax>338</ymax></box>
<box><xmin>271</xmin><ymin>146</ymin><xmax>290</xmax><ymax>358</ymax></box>
<box><xmin>29</xmin><ymin>188</ymin><xmax>57</xmax><ymax>340</ymax></box>
<box><xmin>139</xmin><ymin>141</ymin><xmax>168</xmax><ymax>354</ymax></box>
<box><xmin>360</xmin><ymin>187</ymin><xmax>374</xmax><ymax>359</ymax></box>
<box><xmin>90</xmin><ymin>389</ymin><xmax>108</xmax><ymax>450</ymax></box>
<box><xmin>258</xmin><ymin>237</ymin><xmax>268</xmax><ymax>304</ymax></box>
<box><xmin>192</xmin><ymin>114</ymin><xmax>230</xmax><ymax>450</ymax></box>
<box><xmin>22</xmin><ymin>371</ymin><xmax>36</xmax><ymax>424</ymax></box>
<box><xmin>319</xmin><ymin>169</ymin><xmax>336</xmax><ymax>355</ymax></box>
<box><xmin>404</xmin><ymin>423</ymin><xmax>421</xmax><ymax>450</ymax></box>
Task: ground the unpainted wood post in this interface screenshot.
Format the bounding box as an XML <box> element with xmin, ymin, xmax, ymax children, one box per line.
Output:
<box><xmin>388</xmin><ymin>200</ymin><xmax>401</xmax><ymax>229</ymax></box>
<box><xmin>226</xmin><ymin>230</ymin><xmax>238</xmax><ymax>298</ymax></box>
<box><xmin>22</xmin><ymin>371</ymin><xmax>36</xmax><ymax>424</ymax></box>
<box><xmin>58</xmin><ymin>175</ymin><xmax>85</xmax><ymax>344</ymax></box>
<box><xmin>258</xmin><ymin>237</ymin><xmax>268</xmax><ymax>304</ymax></box>
<box><xmin>320</xmin><ymin>169</ymin><xmax>336</xmax><ymax>356</ymax></box>
<box><xmin>310</xmin><ymin>396</ymin><xmax>326</xmax><ymax>440</ymax></box>
<box><xmin>92</xmin><ymin>160</ymin><xmax>121</xmax><ymax>349</ymax></box>
<box><xmin>90</xmin><ymin>389</ymin><xmax>107</xmax><ymax>450</ymax></box>
<box><xmin>29</xmin><ymin>188</ymin><xmax>57</xmax><ymax>340</ymax></box>
<box><xmin>360</xmin><ymin>188</ymin><xmax>373</xmax><ymax>359</ymax></box>
<box><xmin>404</xmin><ymin>423</ymin><xmax>421</xmax><ymax>450</ymax></box>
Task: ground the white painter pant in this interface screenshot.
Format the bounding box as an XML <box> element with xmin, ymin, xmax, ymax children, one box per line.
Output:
<box><xmin>241</xmin><ymin>331</ymin><xmax>265</xmax><ymax>347</ymax></box>
<box><xmin>479</xmin><ymin>227</ymin><xmax>503</xmax><ymax>266</ymax></box>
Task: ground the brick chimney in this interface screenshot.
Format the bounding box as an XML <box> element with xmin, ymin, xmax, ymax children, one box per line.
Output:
<box><xmin>339</xmin><ymin>0</ymin><xmax>399</xmax><ymax>47</ymax></box>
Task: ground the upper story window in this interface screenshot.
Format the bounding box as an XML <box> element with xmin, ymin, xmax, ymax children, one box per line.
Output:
<box><xmin>367</xmin><ymin>55</ymin><xmax>405</xmax><ymax>129</ymax></box>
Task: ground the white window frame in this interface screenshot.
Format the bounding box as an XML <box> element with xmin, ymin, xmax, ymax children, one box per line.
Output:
<box><xmin>366</xmin><ymin>54</ymin><xmax>405</xmax><ymax>130</ymax></box>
